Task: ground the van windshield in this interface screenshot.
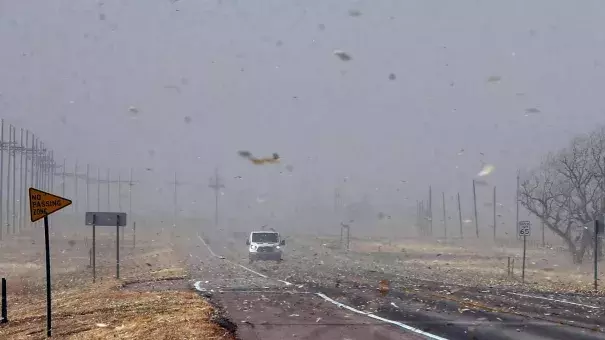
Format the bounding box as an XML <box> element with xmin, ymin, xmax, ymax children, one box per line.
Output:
<box><xmin>252</xmin><ymin>233</ymin><xmax>279</xmax><ymax>243</ymax></box>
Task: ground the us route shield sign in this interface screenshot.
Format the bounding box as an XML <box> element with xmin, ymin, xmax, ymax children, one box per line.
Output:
<box><xmin>29</xmin><ymin>188</ymin><xmax>72</xmax><ymax>222</ymax></box>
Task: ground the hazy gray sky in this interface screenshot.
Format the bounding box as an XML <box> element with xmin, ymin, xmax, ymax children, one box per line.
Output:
<box><xmin>2</xmin><ymin>0</ymin><xmax>605</xmax><ymax>226</ymax></box>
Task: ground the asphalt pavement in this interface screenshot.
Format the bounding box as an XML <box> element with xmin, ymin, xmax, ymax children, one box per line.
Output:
<box><xmin>183</xmin><ymin>229</ymin><xmax>605</xmax><ymax>340</ymax></box>
<box><xmin>189</xmin><ymin>235</ymin><xmax>424</xmax><ymax>340</ymax></box>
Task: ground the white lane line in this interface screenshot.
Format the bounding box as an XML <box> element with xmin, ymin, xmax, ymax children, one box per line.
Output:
<box><xmin>225</xmin><ymin>258</ymin><xmax>293</xmax><ymax>286</ymax></box>
<box><xmin>197</xmin><ymin>233</ymin><xmax>293</xmax><ymax>286</ymax></box>
<box><xmin>231</xmin><ymin>261</ymin><xmax>269</xmax><ymax>278</ymax></box>
<box><xmin>316</xmin><ymin>293</ymin><xmax>449</xmax><ymax>340</ymax></box>
<box><xmin>508</xmin><ymin>292</ymin><xmax>599</xmax><ymax>309</ymax></box>
<box><xmin>197</xmin><ymin>234</ymin><xmax>218</xmax><ymax>257</ymax></box>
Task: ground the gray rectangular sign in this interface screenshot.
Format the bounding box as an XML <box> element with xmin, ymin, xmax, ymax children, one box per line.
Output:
<box><xmin>85</xmin><ymin>212</ymin><xmax>127</xmax><ymax>226</ymax></box>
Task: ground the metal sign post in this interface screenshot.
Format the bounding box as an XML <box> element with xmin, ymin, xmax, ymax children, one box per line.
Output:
<box><xmin>1</xmin><ymin>277</ymin><xmax>7</xmax><ymax>324</ymax></box>
<box><xmin>116</xmin><ymin>215</ymin><xmax>120</xmax><ymax>279</ymax></box>
<box><xmin>43</xmin><ymin>216</ymin><xmax>51</xmax><ymax>337</ymax></box>
<box><xmin>594</xmin><ymin>219</ymin><xmax>601</xmax><ymax>291</ymax></box>
<box><xmin>29</xmin><ymin>188</ymin><xmax>72</xmax><ymax>337</ymax></box>
<box><xmin>518</xmin><ymin>221</ymin><xmax>532</xmax><ymax>284</ymax></box>
<box><xmin>92</xmin><ymin>215</ymin><xmax>96</xmax><ymax>283</ymax></box>
<box><xmin>85</xmin><ymin>212</ymin><xmax>127</xmax><ymax>281</ymax></box>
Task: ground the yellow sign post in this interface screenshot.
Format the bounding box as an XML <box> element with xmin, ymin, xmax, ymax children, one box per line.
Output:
<box><xmin>28</xmin><ymin>188</ymin><xmax>71</xmax><ymax>337</ymax></box>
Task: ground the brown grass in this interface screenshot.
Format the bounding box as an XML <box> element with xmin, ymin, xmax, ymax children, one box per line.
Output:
<box><xmin>347</xmin><ymin>237</ymin><xmax>605</xmax><ymax>293</ymax></box>
<box><xmin>0</xmin><ymin>281</ymin><xmax>233</xmax><ymax>340</ymax></box>
<box><xmin>0</xmin><ymin>220</ymin><xmax>233</xmax><ymax>340</ymax></box>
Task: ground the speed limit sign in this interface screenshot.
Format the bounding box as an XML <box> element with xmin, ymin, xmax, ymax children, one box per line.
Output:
<box><xmin>518</xmin><ymin>221</ymin><xmax>531</xmax><ymax>237</ymax></box>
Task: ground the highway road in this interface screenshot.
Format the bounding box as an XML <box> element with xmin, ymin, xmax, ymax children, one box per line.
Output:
<box><xmin>182</xmin><ymin>229</ymin><xmax>605</xmax><ymax>340</ymax></box>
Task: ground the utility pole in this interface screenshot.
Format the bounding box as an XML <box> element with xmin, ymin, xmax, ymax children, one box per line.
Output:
<box><xmin>97</xmin><ymin>168</ymin><xmax>101</xmax><ymax>211</ymax></box>
<box><xmin>18</xmin><ymin>129</ymin><xmax>24</xmax><ymax>233</ymax></box>
<box><xmin>516</xmin><ymin>170</ymin><xmax>520</xmax><ymax>240</ymax></box>
<box><xmin>493</xmin><ymin>186</ymin><xmax>497</xmax><ymax>241</ymax></box>
<box><xmin>22</xmin><ymin>130</ymin><xmax>29</xmax><ymax>231</ymax></box>
<box><xmin>26</xmin><ymin>133</ymin><xmax>33</xmax><ymax>227</ymax></box>
<box><xmin>118</xmin><ymin>172</ymin><xmax>122</xmax><ymax>212</ymax></box>
<box><xmin>30</xmin><ymin>138</ymin><xmax>36</xmax><ymax>227</ymax></box>
<box><xmin>129</xmin><ymin>168</ymin><xmax>134</xmax><ymax>220</ymax></box>
<box><xmin>457</xmin><ymin>192</ymin><xmax>463</xmax><ymax>239</ymax></box>
<box><xmin>58</xmin><ymin>160</ymin><xmax>90</xmax><ymax>214</ymax></box>
<box><xmin>416</xmin><ymin>200</ymin><xmax>421</xmax><ymax>235</ymax></box>
<box><xmin>47</xmin><ymin>151</ymin><xmax>54</xmax><ymax>192</ymax></box>
<box><xmin>86</xmin><ymin>164</ymin><xmax>90</xmax><ymax>212</ymax></box>
<box><xmin>473</xmin><ymin>179</ymin><xmax>479</xmax><ymax>238</ymax></box>
<box><xmin>442</xmin><ymin>192</ymin><xmax>447</xmax><ymax>239</ymax></box>
<box><xmin>428</xmin><ymin>186</ymin><xmax>433</xmax><ymax>236</ymax></box>
<box><xmin>107</xmin><ymin>169</ymin><xmax>110</xmax><ymax>210</ymax></box>
<box><xmin>62</xmin><ymin>158</ymin><xmax>66</xmax><ymax>197</ymax></box>
<box><xmin>94</xmin><ymin>170</ymin><xmax>129</xmax><ymax>212</ymax></box>
<box><xmin>0</xmin><ymin>120</ymin><xmax>4</xmax><ymax>240</ymax></box>
<box><xmin>74</xmin><ymin>159</ymin><xmax>79</xmax><ymax>213</ymax></box>
<box><xmin>167</xmin><ymin>173</ymin><xmax>189</xmax><ymax>227</ymax></box>
<box><xmin>173</xmin><ymin>172</ymin><xmax>178</xmax><ymax>226</ymax></box>
<box><xmin>418</xmin><ymin>200</ymin><xmax>423</xmax><ymax>235</ymax></box>
<box><xmin>420</xmin><ymin>201</ymin><xmax>425</xmax><ymax>236</ymax></box>
<box><xmin>6</xmin><ymin>125</ymin><xmax>12</xmax><ymax>234</ymax></box>
<box><xmin>209</xmin><ymin>167</ymin><xmax>225</xmax><ymax>226</ymax></box>
<box><xmin>90</xmin><ymin>167</ymin><xmax>119</xmax><ymax>212</ymax></box>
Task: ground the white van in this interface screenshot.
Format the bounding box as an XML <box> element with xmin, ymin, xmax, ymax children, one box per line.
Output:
<box><xmin>246</xmin><ymin>231</ymin><xmax>285</xmax><ymax>263</ymax></box>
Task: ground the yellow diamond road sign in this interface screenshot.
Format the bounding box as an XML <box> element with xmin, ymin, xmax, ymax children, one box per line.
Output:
<box><xmin>29</xmin><ymin>188</ymin><xmax>72</xmax><ymax>223</ymax></box>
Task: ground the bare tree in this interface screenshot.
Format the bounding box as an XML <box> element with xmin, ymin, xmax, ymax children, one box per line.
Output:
<box><xmin>520</xmin><ymin>130</ymin><xmax>605</xmax><ymax>263</ymax></box>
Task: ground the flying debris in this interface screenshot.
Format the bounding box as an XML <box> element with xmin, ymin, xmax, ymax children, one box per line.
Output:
<box><xmin>333</xmin><ymin>49</ymin><xmax>352</xmax><ymax>61</ymax></box>
<box><xmin>379</xmin><ymin>279</ymin><xmax>390</xmax><ymax>296</ymax></box>
<box><xmin>252</xmin><ymin>153</ymin><xmax>279</xmax><ymax>165</ymax></box>
<box><xmin>348</xmin><ymin>9</ymin><xmax>362</xmax><ymax>17</ymax></box>
<box><xmin>477</xmin><ymin>164</ymin><xmax>495</xmax><ymax>177</ymax></box>
<box><xmin>238</xmin><ymin>150</ymin><xmax>252</xmax><ymax>158</ymax></box>
<box><xmin>238</xmin><ymin>151</ymin><xmax>280</xmax><ymax>165</ymax></box>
